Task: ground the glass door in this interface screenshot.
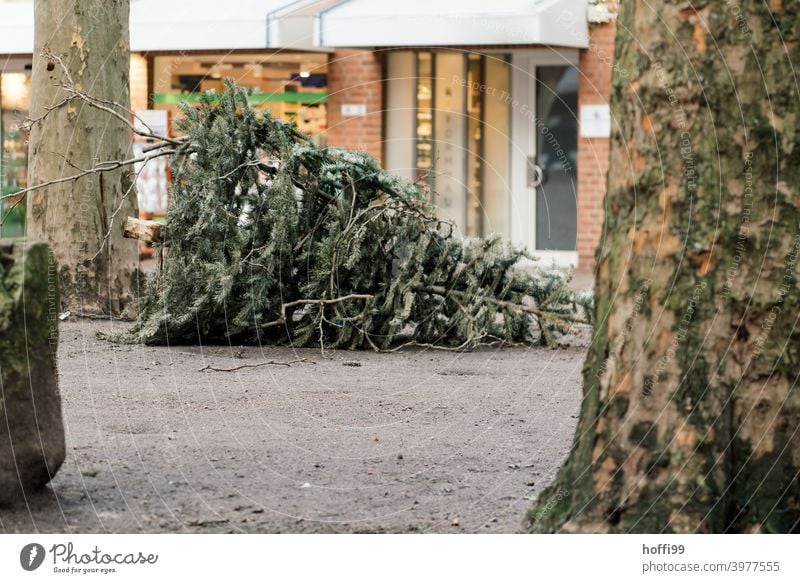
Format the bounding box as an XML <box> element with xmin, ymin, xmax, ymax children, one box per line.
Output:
<box><xmin>533</xmin><ymin>66</ymin><xmax>578</xmax><ymax>252</ymax></box>
<box><xmin>510</xmin><ymin>53</ymin><xmax>579</xmax><ymax>267</ymax></box>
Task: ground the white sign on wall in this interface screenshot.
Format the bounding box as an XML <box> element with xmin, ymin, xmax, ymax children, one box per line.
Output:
<box><xmin>579</xmin><ymin>104</ymin><xmax>611</xmax><ymax>138</ymax></box>
<box><xmin>133</xmin><ymin>109</ymin><xmax>169</xmax><ymax>139</ymax></box>
<box><xmin>341</xmin><ymin>103</ymin><xmax>367</xmax><ymax>117</ymax></box>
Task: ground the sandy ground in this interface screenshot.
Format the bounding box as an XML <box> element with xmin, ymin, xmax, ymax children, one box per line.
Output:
<box><xmin>1</xmin><ymin>320</ymin><xmax>586</xmax><ymax>533</ymax></box>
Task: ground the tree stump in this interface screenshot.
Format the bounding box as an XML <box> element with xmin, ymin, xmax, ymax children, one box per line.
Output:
<box><xmin>0</xmin><ymin>240</ymin><xmax>65</xmax><ymax>504</ymax></box>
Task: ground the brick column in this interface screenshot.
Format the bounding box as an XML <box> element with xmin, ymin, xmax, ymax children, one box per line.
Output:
<box><xmin>129</xmin><ymin>53</ymin><xmax>149</xmax><ymax>112</ymax></box>
<box><xmin>577</xmin><ymin>21</ymin><xmax>616</xmax><ymax>272</ymax></box>
<box><xmin>326</xmin><ymin>49</ymin><xmax>384</xmax><ymax>163</ymax></box>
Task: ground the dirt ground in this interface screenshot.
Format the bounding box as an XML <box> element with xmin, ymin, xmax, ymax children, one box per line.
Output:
<box><xmin>1</xmin><ymin>320</ymin><xmax>586</xmax><ymax>534</ymax></box>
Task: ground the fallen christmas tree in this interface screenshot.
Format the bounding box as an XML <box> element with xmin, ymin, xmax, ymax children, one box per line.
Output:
<box><xmin>115</xmin><ymin>81</ymin><xmax>592</xmax><ymax>350</ymax></box>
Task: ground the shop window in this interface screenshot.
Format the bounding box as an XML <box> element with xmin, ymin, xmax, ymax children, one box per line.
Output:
<box><xmin>415</xmin><ymin>52</ymin><xmax>434</xmax><ymax>192</ymax></box>
<box><xmin>465</xmin><ymin>54</ymin><xmax>483</xmax><ymax>238</ymax></box>
<box><xmin>433</xmin><ymin>52</ymin><xmax>467</xmax><ymax>232</ymax></box>
<box><xmin>481</xmin><ymin>55</ymin><xmax>511</xmax><ymax>240</ymax></box>
<box><xmin>0</xmin><ymin>71</ymin><xmax>31</xmax><ymax>238</ymax></box>
<box><xmin>402</xmin><ymin>51</ymin><xmax>510</xmax><ymax>239</ymax></box>
<box><xmin>384</xmin><ymin>52</ymin><xmax>416</xmax><ymax>182</ymax></box>
<box><xmin>151</xmin><ymin>53</ymin><xmax>328</xmax><ymax>144</ymax></box>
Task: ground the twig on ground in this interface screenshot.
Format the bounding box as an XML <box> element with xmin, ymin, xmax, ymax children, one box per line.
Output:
<box><xmin>59</xmin><ymin>311</ymin><xmax>134</xmax><ymax>322</ymax></box>
<box><xmin>199</xmin><ymin>357</ymin><xmax>313</xmax><ymax>372</ymax></box>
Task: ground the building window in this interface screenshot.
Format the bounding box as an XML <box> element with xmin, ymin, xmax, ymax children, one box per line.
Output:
<box><xmin>387</xmin><ymin>50</ymin><xmax>511</xmax><ymax>239</ymax></box>
<box><xmin>414</xmin><ymin>52</ymin><xmax>434</xmax><ymax>192</ymax></box>
<box><xmin>465</xmin><ymin>54</ymin><xmax>483</xmax><ymax>238</ymax></box>
<box><xmin>0</xmin><ymin>71</ymin><xmax>31</xmax><ymax>238</ymax></box>
<box><xmin>151</xmin><ymin>53</ymin><xmax>329</xmax><ymax>143</ymax></box>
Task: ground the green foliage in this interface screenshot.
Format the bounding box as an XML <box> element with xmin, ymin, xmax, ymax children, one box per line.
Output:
<box><xmin>0</xmin><ymin>201</ymin><xmax>26</xmax><ymax>239</ymax></box>
<box><xmin>117</xmin><ymin>81</ymin><xmax>591</xmax><ymax>349</ymax></box>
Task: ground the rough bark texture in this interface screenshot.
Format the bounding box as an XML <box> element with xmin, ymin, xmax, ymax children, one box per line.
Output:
<box><xmin>0</xmin><ymin>240</ymin><xmax>64</xmax><ymax>505</ymax></box>
<box><xmin>530</xmin><ymin>1</ymin><xmax>800</xmax><ymax>533</ymax></box>
<box><xmin>26</xmin><ymin>0</ymin><xmax>138</xmax><ymax>314</ymax></box>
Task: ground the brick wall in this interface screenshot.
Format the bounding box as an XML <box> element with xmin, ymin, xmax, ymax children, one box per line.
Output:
<box><xmin>326</xmin><ymin>49</ymin><xmax>384</xmax><ymax>163</ymax></box>
<box><xmin>577</xmin><ymin>20</ymin><xmax>616</xmax><ymax>271</ymax></box>
<box><xmin>129</xmin><ymin>53</ymin><xmax>149</xmax><ymax>112</ymax></box>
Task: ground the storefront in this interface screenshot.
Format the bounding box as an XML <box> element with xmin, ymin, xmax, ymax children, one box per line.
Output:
<box><xmin>0</xmin><ymin>0</ymin><xmax>616</xmax><ymax>270</ymax></box>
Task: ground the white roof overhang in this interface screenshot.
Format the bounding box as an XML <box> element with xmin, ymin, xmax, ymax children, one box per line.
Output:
<box><xmin>0</xmin><ymin>2</ymin><xmax>33</xmax><ymax>55</ymax></box>
<box><xmin>315</xmin><ymin>0</ymin><xmax>590</xmax><ymax>48</ymax></box>
<box><xmin>267</xmin><ymin>0</ymin><xmax>338</xmax><ymax>51</ymax></box>
<box><xmin>0</xmin><ymin>0</ymin><xmax>324</xmax><ymax>56</ymax></box>
<box><xmin>0</xmin><ymin>0</ymin><xmax>590</xmax><ymax>56</ymax></box>
<box><xmin>130</xmin><ymin>0</ymin><xmax>288</xmax><ymax>52</ymax></box>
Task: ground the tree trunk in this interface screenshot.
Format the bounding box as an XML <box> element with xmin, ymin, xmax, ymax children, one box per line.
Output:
<box><xmin>26</xmin><ymin>0</ymin><xmax>138</xmax><ymax>314</ymax></box>
<box><xmin>531</xmin><ymin>1</ymin><xmax>800</xmax><ymax>533</ymax></box>
<box><xmin>0</xmin><ymin>240</ymin><xmax>64</xmax><ymax>504</ymax></box>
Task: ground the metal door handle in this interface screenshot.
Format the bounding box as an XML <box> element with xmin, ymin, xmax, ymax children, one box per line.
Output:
<box><xmin>527</xmin><ymin>158</ymin><xmax>543</xmax><ymax>188</ymax></box>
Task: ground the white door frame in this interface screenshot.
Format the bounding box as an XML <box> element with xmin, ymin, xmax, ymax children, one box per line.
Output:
<box><xmin>509</xmin><ymin>49</ymin><xmax>579</xmax><ymax>269</ymax></box>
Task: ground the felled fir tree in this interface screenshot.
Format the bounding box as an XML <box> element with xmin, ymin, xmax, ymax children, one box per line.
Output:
<box><xmin>119</xmin><ymin>82</ymin><xmax>591</xmax><ymax>349</ymax></box>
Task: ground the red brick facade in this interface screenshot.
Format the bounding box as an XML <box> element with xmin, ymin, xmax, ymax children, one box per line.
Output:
<box><xmin>129</xmin><ymin>53</ymin><xmax>149</xmax><ymax>112</ymax></box>
<box><xmin>577</xmin><ymin>21</ymin><xmax>616</xmax><ymax>271</ymax></box>
<box><xmin>326</xmin><ymin>49</ymin><xmax>384</xmax><ymax>163</ymax></box>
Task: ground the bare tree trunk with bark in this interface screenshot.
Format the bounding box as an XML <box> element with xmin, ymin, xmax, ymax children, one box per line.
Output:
<box><xmin>531</xmin><ymin>0</ymin><xmax>800</xmax><ymax>533</ymax></box>
<box><xmin>26</xmin><ymin>0</ymin><xmax>138</xmax><ymax>314</ymax></box>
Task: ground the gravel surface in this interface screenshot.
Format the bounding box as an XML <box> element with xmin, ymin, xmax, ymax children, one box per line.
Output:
<box><xmin>0</xmin><ymin>320</ymin><xmax>585</xmax><ymax>533</ymax></box>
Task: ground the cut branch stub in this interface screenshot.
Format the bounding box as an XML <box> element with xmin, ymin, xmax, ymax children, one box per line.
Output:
<box><xmin>123</xmin><ymin>217</ymin><xmax>165</xmax><ymax>243</ymax></box>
